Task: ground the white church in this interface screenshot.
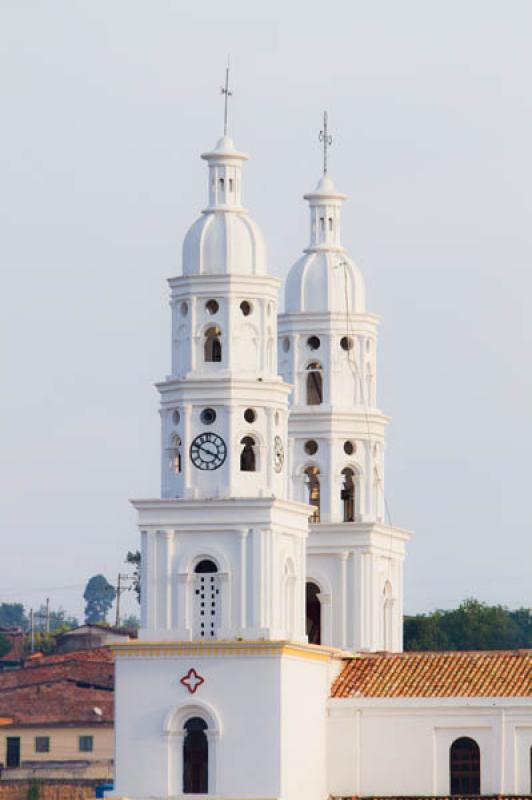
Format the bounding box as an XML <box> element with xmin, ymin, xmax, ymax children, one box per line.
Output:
<box><xmin>110</xmin><ymin>104</ymin><xmax>532</xmax><ymax>799</ymax></box>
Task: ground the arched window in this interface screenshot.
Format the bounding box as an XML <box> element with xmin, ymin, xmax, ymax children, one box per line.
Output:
<box><xmin>306</xmin><ymin>362</ymin><xmax>323</xmax><ymax>405</ymax></box>
<box><xmin>183</xmin><ymin>717</ymin><xmax>208</xmax><ymax>794</ymax></box>
<box><xmin>193</xmin><ymin>560</ymin><xmax>220</xmax><ymax>639</ymax></box>
<box><xmin>341</xmin><ymin>467</ymin><xmax>355</xmax><ymax>522</ymax></box>
<box><xmin>304</xmin><ymin>466</ymin><xmax>320</xmax><ymax>523</ymax></box>
<box><xmin>306</xmin><ymin>582</ymin><xmax>321</xmax><ymax>644</ymax></box>
<box><xmin>450</xmin><ymin>737</ymin><xmax>480</xmax><ymax>795</ymax></box>
<box><xmin>240</xmin><ymin>436</ymin><xmax>256</xmax><ymax>472</ymax></box>
<box><xmin>204</xmin><ymin>326</ymin><xmax>222</xmax><ymax>362</ymax></box>
<box><xmin>168</xmin><ymin>434</ymin><xmax>182</xmax><ymax>474</ymax></box>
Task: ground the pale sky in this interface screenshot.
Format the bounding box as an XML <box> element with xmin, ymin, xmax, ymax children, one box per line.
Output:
<box><xmin>1</xmin><ymin>0</ymin><xmax>531</xmax><ymax>622</ymax></box>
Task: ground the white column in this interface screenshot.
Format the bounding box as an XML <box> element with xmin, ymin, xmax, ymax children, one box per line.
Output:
<box><xmin>239</xmin><ymin>529</ymin><xmax>248</xmax><ymax>631</ymax></box>
<box><xmin>339</xmin><ymin>551</ymin><xmax>348</xmax><ymax>649</ymax></box>
<box><xmin>140</xmin><ymin>530</ymin><xmax>149</xmax><ymax>630</ymax></box>
<box><xmin>163</xmin><ymin>530</ymin><xmax>173</xmax><ymax>632</ymax></box>
<box><xmin>183</xmin><ymin>404</ymin><xmax>193</xmax><ymax>497</ymax></box>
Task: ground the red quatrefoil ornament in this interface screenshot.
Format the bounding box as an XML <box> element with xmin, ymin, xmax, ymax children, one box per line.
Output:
<box><xmin>180</xmin><ymin>667</ymin><xmax>205</xmax><ymax>694</ymax></box>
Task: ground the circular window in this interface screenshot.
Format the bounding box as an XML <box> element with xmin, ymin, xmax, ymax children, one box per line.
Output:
<box><xmin>340</xmin><ymin>336</ymin><xmax>354</xmax><ymax>351</ymax></box>
<box><xmin>172</xmin><ymin>409</ymin><xmax>180</xmax><ymax>425</ymax></box>
<box><xmin>282</xmin><ymin>337</ymin><xmax>290</xmax><ymax>353</ymax></box>
<box><xmin>304</xmin><ymin>440</ymin><xmax>319</xmax><ymax>455</ymax></box>
<box><xmin>180</xmin><ymin>301</ymin><xmax>188</xmax><ymax>317</ymax></box>
<box><xmin>344</xmin><ymin>441</ymin><xmax>356</xmax><ymax>455</ymax></box>
<box><xmin>244</xmin><ymin>408</ymin><xmax>257</xmax><ymax>423</ymax></box>
<box><xmin>200</xmin><ymin>408</ymin><xmax>217</xmax><ymax>425</ymax></box>
<box><xmin>205</xmin><ymin>299</ymin><xmax>219</xmax><ymax>315</ymax></box>
<box><xmin>240</xmin><ymin>300</ymin><xmax>252</xmax><ymax>316</ymax></box>
<box><xmin>307</xmin><ymin>336</ymin><xmax>320</xmax><ymax>351</ymax></box>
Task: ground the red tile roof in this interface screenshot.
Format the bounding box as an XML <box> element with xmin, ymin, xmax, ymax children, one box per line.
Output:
<box><xmin>331</xmin><ymin>650</ymin><xmax>532</xmax><ymax>698</ymax></box>
<box><xmin>0</xmin><ymin>649</ymin><xmax>114</xmax><ymax>726</ymax></box>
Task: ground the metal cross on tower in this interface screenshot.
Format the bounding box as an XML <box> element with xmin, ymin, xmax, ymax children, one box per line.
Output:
<box><xmin>319</xmin><ymin>111</ymin><xmax>332</xmax><ymax>175</ymax></box>
<box><xmin>221</xmin><ymin>59</ymin><xmax>232</xmax><ymax>136</ymax></box>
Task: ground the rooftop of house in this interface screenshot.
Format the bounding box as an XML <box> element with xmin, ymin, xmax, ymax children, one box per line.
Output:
<box><xmin>331</xmin><ymin>649</ymin><xmax>532</xmax><ymax>699</ymax></box>
<box><xmin>0</xmin><ymin>649</ymin><xmax>113</xmax><ymax>727</ymax></box>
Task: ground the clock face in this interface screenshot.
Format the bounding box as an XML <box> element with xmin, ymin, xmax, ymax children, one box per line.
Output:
<box><xmin>190</xmin><ymin>432</ymin><xmax>227</xmax><ymax>471</ymax></box>
<box><xmin>274</xmin><ymin>435</ymin><xmax>284</xmax><ymax>473</ymax></box>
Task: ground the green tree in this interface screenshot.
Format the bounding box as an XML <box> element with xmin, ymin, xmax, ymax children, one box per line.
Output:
<box><xmin>404</xmin><ymin>599</ymin><xmax>531</xmax><ymax>651</ymax></box>
<box><xmin>0</xmin><ymin>633</ymin><xmax>12</xmax><ymax>658</ymax></box>
<box><xmin>126</xmin><ymin>550</ymin><xmax>141</xmax><ymax>603</ymax></box>
<box><xmin>0</xmin><ymin>602</ymin><xmax>28</xmax><ymax>629</ymax></box>
<box><xmin>121</xmin><ymin>614</ymin><xmax>140</xmax><ymax>630</ymax></box>
<box><xmin>83</xmin><ymin>575</ymin><xmax>116</xmax><ymax>624</ymax></box>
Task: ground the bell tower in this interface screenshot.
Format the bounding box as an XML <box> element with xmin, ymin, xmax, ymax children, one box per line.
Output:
<box><xmin>278</xmin><ymin>114</ymin><xmax>411</xmax><ymax>653</ymax></box>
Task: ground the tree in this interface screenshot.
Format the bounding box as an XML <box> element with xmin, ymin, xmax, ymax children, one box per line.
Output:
<box><xmin>121</xmin><ymin>614</ymin><xmax>140</xmax><ymax>630</ymax></box>
<box><xmin>83</xmin><ymin>575</ymin><xmax>116</xmax><ymax>624</ymax></box>
<box><xmin>0</xmin><ymin>602</ymin><xmax>28</xmax><ymax>630</ymax></box>
<box><xmin>34</xmin><ymin>604</ymin><xmax>79</xmax><ymax>633</ymax></box>
<box><xmin>0</xmin><ymin>633</ymin><xmax>12</xmax><ymax>658</ymax></box>
<box><xmin>126</xmin><ymin>550</ymin><xmax>141</xmax><ymax>604</ymax></box>
<box><xmin>404</xmin><ymin>599</ymin><xmax>532</xmax><ymax>651</ymax></box>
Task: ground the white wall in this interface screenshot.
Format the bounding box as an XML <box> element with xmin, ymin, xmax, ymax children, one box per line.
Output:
<box><xmin>327</xmin><ymin>697</ymin><xmax>532</xmax><ymax>797</ymax></box>
<box><xmin>113</xmin><ymin>644</ymin><xmax>334</xmax><ymax>800</ymax></box>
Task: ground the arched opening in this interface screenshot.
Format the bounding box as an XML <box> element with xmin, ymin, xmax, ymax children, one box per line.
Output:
<box><xmin>240</xmin><ymin>436</ymin><xmax>256</xmax><ymax>472</ymax></box>
<box><xmin>341</xmin><ymin>467</ymin><xmax>355</xmax><ymax>522</ymax></box>
<box><xmin>204</xmin><ymin>326</ymin><xmax>222</xmax><ymax>363</ymax></box>
<box><xmin>450</xmin><ymin>737</ymin><xmax>480</xmax><ymax>795</ymax></box>
<box><xmin>306</xmin><ymin>362</ymin><xmax>323</xmax><ymax>405</ymax></box>
<box><xmin>193</xmin><ymin>560</ymin><xmax>220</xmax><ymax>639</ymax></box>
<box><xmin>168</xmin><ymin>434</ymin><xmax>182</xmax><ymax>475</ymax></box>
<box><xmin>183</xmin><ymin>717</ymin><xmax>208</xmax><ymax>794</ymax></box>
<box><xmin>306</xmin><ymin>582</ymin><xmax>321</xmax><ymax>644</ymax></box>
<box><xmin>304</xmin><ymin>466</ymin><xmax>320</xmax><ymax>523</ymax></box>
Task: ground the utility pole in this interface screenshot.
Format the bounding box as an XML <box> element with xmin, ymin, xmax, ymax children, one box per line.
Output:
<box><xmin>45</xmin><ymin>597</ymin><xmax>50</xmax><ymax>633</ymax></box>
<box><xmin>30</xmin><ymin>608</ymin><xmax>35</xmax><ymax>653</ymax></box>
<box><xmin>115</xmin><ymin>574</ymin><xmax>133</xmax><ymax>628</ymax></box>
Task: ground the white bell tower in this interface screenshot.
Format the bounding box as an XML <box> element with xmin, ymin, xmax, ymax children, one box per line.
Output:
<box><xmin>112</xmin><ymin>95</ymin><xmax>338</xmax><ymax>800</ymax></box>
<box><xmin>279</xmin><ymin>113</ymin><xmax>411</xmax><ymax>653</ymax></box>
<box><xmin>136</xmin><ymin>131</ymin><xmax>309</xmax><ymax>642</ymax></box>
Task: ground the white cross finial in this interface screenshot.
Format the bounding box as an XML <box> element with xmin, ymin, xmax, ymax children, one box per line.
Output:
<box><xmin>221</xmin><ymin>58</ymin><xmax>232</xmax><ymax>136</ymax></box>
<box><xmin>319</xmin><ymin>110</ymin><xmax>332</xmax><ymax>175</ymax></box>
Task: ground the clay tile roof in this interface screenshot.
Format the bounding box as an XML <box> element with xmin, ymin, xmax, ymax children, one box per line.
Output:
<box><xmin>331</xmin><ymin>650</ymin><xmax>532</xmax><ymax>699</ymax></box>
<box><xmin>0</xmin><ymin>648</ymin><xmax>114</xmax><ymax>725</ymax></box>
<box><xmin>0</xmin><ymin>682</ymin><xmax>113</xmax><ymax>725</ymax></box>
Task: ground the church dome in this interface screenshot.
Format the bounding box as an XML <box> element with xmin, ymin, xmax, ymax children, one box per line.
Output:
<box><xmin>285</xmin><ymin>250</ymin><xmax>365</xmax><ymax>313</ymax></box>
<box><xmin>183</xmin><ymin>209</ymin><xmax>267</xmax><ymax>276</ymax></box>
<box><xmin>182</xmin><ymin>136</ymin><xmax>267</xmax><ymax>276</ymax></box>
<box><xmin>284</xmin><ymin>173</ymin><xmax>365</xmax><ymax>313</ymax></box>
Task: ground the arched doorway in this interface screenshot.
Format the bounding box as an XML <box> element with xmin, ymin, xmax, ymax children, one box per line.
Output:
<box><xmin>450</xmin><ymin>737</ymin><xmax>480</xmax><ymax>795</ymax></box>
<box><xmin>306</xmin><ymin>362</ymin><xmax>323</xmax><ymax>405</ymax></box>
<box><xmin>306</xmin><ymin>582</ymin><xmax>321</xmax><ymax>644</ymax></box>
<box><xmin>341</xmin><ymin>467</ymin><xmax>355</xmax><ymax>521</ymax></box>
<box><xmin>193</xmin><ymin>559</ymin><xmax>220</xmax><ymax>639</ymax></box>
<box><xmin>183</xmin><ymin>717</ymin><xmax>208</xmax><ymax>793</ymax></box>
<box><xmin>240</xmin><ymin>436</ymin><xmax>257</xmax><ymax>471</ymax></box>
<box><xmin>304</xmin><ymin>466</ymin><xmax>320</xmax><ymax>522</ymax></box>
<box><xmin>204</xmin><ymin>326</ymin><xmax>222</xmax><ymax>362</ymax></box>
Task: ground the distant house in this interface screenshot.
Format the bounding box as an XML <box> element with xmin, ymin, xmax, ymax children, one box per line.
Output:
<box><xmin>56</xmin><ymin>624</ymin><xmax>132</xmax><ymax>654</ymax></box>
<box><xmin>0</xmin><ymin>649</ymin><xmax>114</xmax><ymax>781</ymax></box>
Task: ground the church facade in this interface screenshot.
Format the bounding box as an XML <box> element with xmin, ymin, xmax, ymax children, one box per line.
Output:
<box><xmin>110</xmin><ymin>124</ymin><xmax>532</xmax><ymax>799</ymax></box>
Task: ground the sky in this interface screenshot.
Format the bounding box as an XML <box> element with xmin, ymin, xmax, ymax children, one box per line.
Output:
<box><xmin>1</xmin><ymin>0</ymin><xmax>531</xmax><ymax>622</ymax></box>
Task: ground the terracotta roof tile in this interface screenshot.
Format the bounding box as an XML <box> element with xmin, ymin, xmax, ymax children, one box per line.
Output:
<box><xmin>331</xmin><ymin>650</ymin><xmax>532</xmax><ymax>698</ymax></box>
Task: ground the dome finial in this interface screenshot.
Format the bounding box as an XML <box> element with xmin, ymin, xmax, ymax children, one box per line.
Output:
<box><xmin>319</xmin><ymin>110</ymin><xmax>332</xmax><ymax>175</ymax></box>
<box><xmin>220</xmin><ymin>57</ymin><xmax>232</xmax><ymax>137</ymax></box>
